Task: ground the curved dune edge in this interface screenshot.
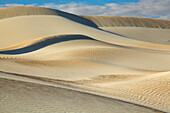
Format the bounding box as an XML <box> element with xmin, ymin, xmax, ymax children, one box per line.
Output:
<box><xmin>1</xmin><ymin>34</ymin><xmax>170</xmax><ymax>55</ymax></box>
<box><xmin>0</xmin><ymin>37</ymin><xmax>169</xmax><ymax>111</ymax></box>
<box><xmin>0</xmin><ymin>38</ymin><xmax>170</xmax><ymax>71</ymax></box>
<box><xmin>0</xmin><ymin>16</ymin><xmax>170</xmax><ymax>51</ymax></box>
<box><xmin>82</xmin><ymin>15</ymin><xmax>170</xmax><ymax>29</ymax></box>
<box><xmin>0</xmin><ymin>75</ymin><xmax>164</xmax><ymax>113</ymax></box>
<box><xmin>1</xmin><ymin>15</ymin><xmax>170</xmax><ymax>51</ymax></box>
<box><xmin>76</xmin><ymin>71</ymin><xmax>170</xmax><ymax>112</ymax></box>
<box><xmin>0</xmin><ymin>71</ymin><xmax>169</xmax><ymax>113</ymax></box>
<box><xmin>0</xmin><ymin>7</ymin><xmax>97</xmax><ymax>27</ymax></box>
<box><xmin>0</xmin><ymin>34</ymin><xmax>96</xmax><ymax>54</ymax></box>
<box><xmin>100</xmin><ymin>27</ymin><xmax>170</xmax><ymax>45</ymax></box>
<box><xmin>0</xmin><ymin>37</ymin><xmax>170</xmax><ymax>112</ymax></box>
<box><xmin>1</xmin><ymin>7</ymin><xmax>170</xmax><ymax>29</ymax></box>
<box><xmin>1</xmin><ymin>6</ymin><xmax>170</xmax><ymax>113</ymax></box>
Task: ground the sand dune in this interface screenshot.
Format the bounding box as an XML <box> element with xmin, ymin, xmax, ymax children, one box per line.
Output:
<box><xmin>1</xmin><ymin>7</ymin><xmax>170</xmax><ymax>29</ymax></box>
<box><xmin>100</xmin><ymin>27</ymin><xmax>170</xmax><ymax>44</ymax></box>
<box><xmin>82</xmin><ymin>15</ymin><xmax>170</xmax><ymax>29</ymax></box>
<box><xmin>77</xmin><ymin>72</ymin><xmax>170</xmax><ymax>112</ymax></box>
<box><xmin>0</xmin><ymin>7</ymin><xmax>170</xmax><ymax>113</ymax></box>
<box><xmin>0</xmin><ymin>77</ymin><xmax>164</xmax><ymax>113</ymax></box>
<box><xmin>0</xmin><ymin>7</ymin><xmax>97</xmax><ymax>27</ymax></box>
<box><xmin>1</xmin><ymin>15</ymin><xmax>170</xmax><ymax>51</ymax></box>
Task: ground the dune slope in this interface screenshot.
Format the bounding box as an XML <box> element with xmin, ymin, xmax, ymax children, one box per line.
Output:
<box><xmin>82</xmin><ymin>15</ymin><xmax>170</xmax><ymax>29</ymax></box>
<box><xmin>0</xmin><ymin>7</ymin><xmax>170</xmax><ymax>113</ymax></box>
<box><xmin>100</xmin><ymin>27</ymin><xmax>170</xmax><ymax>44</ymax></box>
<box><xmin>0</xmin><ymin>77</ymin><xmax>164</xmax><ymax>113</ymax></box>
<box><xmin>0</xmin><ymin>7</ymin><xmax>97</xmax><ymax>27</ymax></box>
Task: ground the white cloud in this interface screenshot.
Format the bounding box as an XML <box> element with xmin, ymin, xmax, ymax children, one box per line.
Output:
<box><xmin>40</xmin><ymin>0</ymin><xmax>170</xmax><ymax>20</ymax></box>
<box><xmin>0</xmin><ymin>4</ymin><xmax>37</xmax><ymax>8</ymax></box>
<box><xmin>4</xmin><ymin>4</ymin><xmax>25</xmax><ymax>7</ymax></box>
<box><xmin>0</xmin><ymin>0</ymin><xmax>170</xmax><ymax>20</ymax></box>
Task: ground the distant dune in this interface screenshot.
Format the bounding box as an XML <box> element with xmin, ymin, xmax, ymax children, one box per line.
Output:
<box><xmin>1</xmin><ymin>7</ymin><xmax>170</xmax><ymax>28</ymax></box>
<box><xmin>0</xmin><ymin>7</ymin><xmax>170</xmax><ymax>113</ymax></box>
<box><xmin>82</xmin><ymin>15</ymin><xmax>170</xmax><ymax>29</ymax></box>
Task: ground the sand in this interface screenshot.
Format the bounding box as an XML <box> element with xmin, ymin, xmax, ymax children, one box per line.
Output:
<box><xmin>0</xmin><ymin>76</ymin><xmax>163</xmax><ymax>113</ymax></box>
<box><xmin>0</xmin><ymin>7</ymin><xmax>170</xmax><ymax>113</ymax></box>
<box><xmin>100</xmin><ymin>27</ymin><xmax>170</xmax><ymax>44</ymax></box>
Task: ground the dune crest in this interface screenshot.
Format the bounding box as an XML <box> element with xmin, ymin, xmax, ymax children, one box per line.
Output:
<box><xmin>1</xmin><ymin>7</ymin><xmax>170</xmax><ymax>29</ymax></box>
<box><xmin>0</xmin><ymin>7</ymin><xmax>97</xmax><ymax>27</ymax></box>
<box><xmin>82</xmin><ymin>15</ymin><xmax>170</xmax><ymax>29</ymax></box>
<box><xmin>0</xmin><ymin>7</ymin><xmax>170</xmax><ymax>113</ymax></box>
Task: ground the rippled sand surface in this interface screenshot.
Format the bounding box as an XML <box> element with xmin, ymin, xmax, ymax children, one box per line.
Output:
<box><xmin>0</xmin><ymin>7</ymin><xmax>170</xmax><ymax>113</ymax></box>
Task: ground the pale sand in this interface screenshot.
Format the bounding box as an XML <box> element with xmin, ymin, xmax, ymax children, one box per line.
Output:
<box><xmin>0</xmin><ymin>7</ymin><xmax>170</xmax><ymax>113</ymax></box>
<box><xmin>81</xmin><ymin>15</ymin><xmax>170</xmax><ymax>29</ymax></box>
<box><xmin>1</xmin><ymin>7</ymin><xmax>170</xmax><ymax>29</ymax></box>
<box><xmin>0</xmin><ymin>76</ymin><xmax>163</xmax><ymax>113</ymax></box>
<box><xmin>100</xmin><ymin>27</ymin><xmax>170</xmax><ymax>44</ymax></box>
<box><xmin>1</xmin><ymin>15</ymin><xmax>170</xmax><ymax>51</ymax></box>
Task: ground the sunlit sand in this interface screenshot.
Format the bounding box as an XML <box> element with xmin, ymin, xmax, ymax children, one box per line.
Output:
<box><xmin>0</xmin><ymin>7</ymin><xmax>170</xmax><ymax>113</ymax></box>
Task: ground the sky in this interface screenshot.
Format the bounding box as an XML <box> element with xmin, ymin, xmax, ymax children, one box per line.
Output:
<box><xmin>0</xmin><ymin>0</ymin><xmax>139</xmax><ymax>5</ymax></box>
<box><xmin>0</xmin><ymin>0</ymin><xmax>170</xmax><ymax>20</ymax></box>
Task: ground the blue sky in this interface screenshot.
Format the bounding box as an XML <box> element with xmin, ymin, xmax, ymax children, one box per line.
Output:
<box><xmin>0</xmin><ymin>0</ymin><xmax>139</xmax><ymax>5</ymax></box>
<box><xmin>0</xmin><ymin>0</ymin><xmax>170</xmax><ymax>20</ymax></box>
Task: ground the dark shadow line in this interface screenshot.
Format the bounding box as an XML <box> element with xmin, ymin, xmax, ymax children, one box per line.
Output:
<box><xmin>0</xmin><ymin>35</ymin><xmax>96</xmax><ymax>55</ymax></box>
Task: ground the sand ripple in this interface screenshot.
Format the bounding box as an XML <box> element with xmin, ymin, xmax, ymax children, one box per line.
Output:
<box><xmin>0</xmin><ymin>7</ymin><xmax>170</xmax><ymax>113</ymax></box>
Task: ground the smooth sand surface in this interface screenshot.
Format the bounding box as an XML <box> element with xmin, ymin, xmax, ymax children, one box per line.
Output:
<box><xmin>82</xmin><ymin>15</ymin><xmax>170</xmax><ymax>29</ymax></box>
<box><xmin>0</xmin><ymin>7</ymin><xmax>97</xmax><ymax>27</ymax></box>
<box><xmin>100</xmin><ymin>27</ymin><xmax>170</xmax><ymax>44</ymax></box>
<box><xmin>0</xmin><ymin>7</ymin><xmax>170</xmax><ymax>113</ymax></box>
<box><xmin>1</xmin><ymin>15</ymin><xmax>170</xmax><ymax>51</ymax></box>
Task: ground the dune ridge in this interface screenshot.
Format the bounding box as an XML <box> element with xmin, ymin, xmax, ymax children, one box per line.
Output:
<box><xmin>0</xmin><ymin>7</ymin><xmax>170</xmax><ymax>113</ymax></box>
<box><xmin>1</xmin><ymin>34</ymin><xmax>170</xmax><ymax>55</ymax></box>
<box><xmin>100</xmin><ymin>27</ymin><xmax>170</xmax><ymax>44</ymax></box>
<box><xmin>0</xmin><ymin>7</ymin><xmax>97</xmax><ymax>27</ymax></box>
<box><xmin>76</xmin><ymin>71</ymin><xmax>170</xmax><ymax>112</ymax></box>
<box><xmin>0</xmin><ymin>76</ymin><xmax>165</xmax><ymax>113</ymax></box>
<box><xmin>0</xmin><ymin>34</ymin><xmax>96</xmax><ymax>54</ymax></box>
<box><xmin>0</xmin><ymin>70</ymin><xmax>169</xmax><ymax>112</ymax></box>
<box><xmin>82</xmin><ymin>15</ymin><xmax>170</xmax><ymax>29</ymax></box>
<box><xmin>1</xmin><ymin>15</ymin><xmax>170</xmax><ymax>51</ymax></box>
<box><xmin>0</xmin><ymin>7</ymin><xmax>170</xmax><ymax>29</ymax></box>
